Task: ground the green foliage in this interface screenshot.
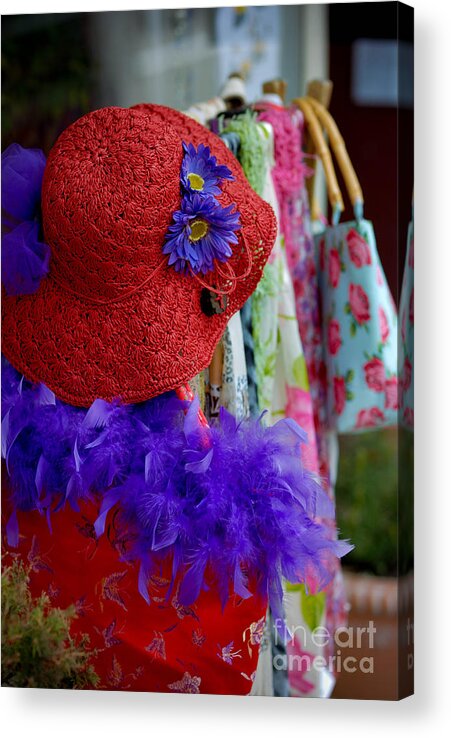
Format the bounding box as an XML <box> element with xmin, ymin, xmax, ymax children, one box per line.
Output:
<box><xmin>1</xmin><ymin>557</ymin><xmax>99</xmax><ymax>689</ymax></box>
<box><xmin>336</xmin><ymin>429</ymin><xmax>400</xmax><ymax>577</ymax></box>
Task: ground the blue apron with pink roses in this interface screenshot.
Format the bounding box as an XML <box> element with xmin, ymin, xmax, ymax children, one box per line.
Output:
<box><xmin>316</xmin><ymin>219</ymin><xmax>398</xmax><ymax>434</ymax></box>
<box><xmin>399</xmin><ymin>217</ymin><xmax>414</xmax><ymax>429</ymax></box>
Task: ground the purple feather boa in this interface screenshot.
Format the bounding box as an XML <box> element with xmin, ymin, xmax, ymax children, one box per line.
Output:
<box><xmin>2</xmin><ymin>357</ymin><xmax>352</xmax><ymax>631</ymax></box>
<box><xmin>1</xmin><ymin>144</ymin><xmax>50</xmax><ymax>296</ymax></box>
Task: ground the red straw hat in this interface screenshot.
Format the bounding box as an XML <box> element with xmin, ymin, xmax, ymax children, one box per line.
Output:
<box><xmin>2</xmin><ymin>105</ymin><xmax>276</xmax><ymax>407</ymax></box>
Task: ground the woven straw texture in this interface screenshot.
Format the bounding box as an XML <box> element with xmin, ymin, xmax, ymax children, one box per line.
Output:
<box><xmin>2</xmin><ymin>105</ymin><xmax>276</xmax><ymax>407</ymax></box>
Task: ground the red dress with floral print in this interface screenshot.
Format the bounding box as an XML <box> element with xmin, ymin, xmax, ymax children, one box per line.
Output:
<box><xmin>2</xmin><ymin>492</ymin><xmax>267</xmax><ymax>694</ymax></box>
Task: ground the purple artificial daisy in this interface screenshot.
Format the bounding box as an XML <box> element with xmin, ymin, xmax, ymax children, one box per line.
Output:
<box><xmin>181</xmin><ymin>142</ymin><xmax>234</xmax><ymax>198</ymax></box>
<box><xmin>163</xmin><ymin>193</ymin><xmax>241</xmax><ymax>275</ymax></box>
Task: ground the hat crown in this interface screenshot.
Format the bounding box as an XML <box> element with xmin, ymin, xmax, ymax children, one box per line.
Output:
<box><xmin>42</xmin><ymin>107</ymin><xmax>183</xmax><ymax>300</ymax></box>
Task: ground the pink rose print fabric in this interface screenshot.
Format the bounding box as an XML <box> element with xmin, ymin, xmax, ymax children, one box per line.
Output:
<box><xmin>347</xmin><ymin>283</ymin><xmax>371</xmax><ymax>327</ymax></box>
<box><xmin>355</xmin><ymin>407</ymin><xmax>386</xmax><ymax>429</ymax></box>
<box><xmin>347</xmin><ymin>227</ymin><xmax>372</xmax><ymax>267</ymax></box>
<box><xmin>364</xmin><ymin>357</ymin><xmax>386</xmax><ymax>391</ymax></box>
<box><xmin>379</xmin><ymin>307</ymin><xmax>390</xmax><ymax>344</ymax></box>
<box><xmin>328</xmin><ymin>319</ymin><xmax>342</xmax><ymax>356</ymax></box>
<box><xmin>328</xmin><ymin>248</ymin><xmax>342</xmax><ymax>289</ymax></box>
<box><xmin>317</xmin><ymin>219</ymin><xmax>398</xmax><ymax>433</ymax></box>
<box><xmin>399</xmin><ymin>220</ymin><xmax>414</xmax><ymax>428</ymax></box>
<box><xmin>333</xmin><ymin>376</ymin><xmax>347</xmax><ymax>416</ymax></box>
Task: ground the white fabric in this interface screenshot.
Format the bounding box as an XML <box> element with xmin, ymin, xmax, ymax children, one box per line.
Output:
<box><xmin>182</xmin><ymin>96</ymin><xmax>226</xmax><ymax>126</ymax></box>
<box><xmin>249</xmin><ymin>609</ymin><xmax>274</xmax><ymax>696</ymax></box>
<box><xmin>257</xmin><ymin>92</ymin><xmax>284</xmax><ymax>106</ymax></box>
<box><xmin>220</xmin><ymin>76</ymin><xmax>247</xmax><ymax>105</ymax></box>
<box><xmin>220</xmin><ymin>311</ymin><xmax>249</xmax><ymax>421</ymax></box>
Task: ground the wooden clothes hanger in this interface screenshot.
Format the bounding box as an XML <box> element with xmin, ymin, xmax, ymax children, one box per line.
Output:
<box><xmin>293</xmin><ymin>96</ymin><xmax>344</xmax><ymax>222</ymax></box>
<box><xmin>292</xmin><ymin>81</ymin><xmax>365</xmax><ymax>224</ymax></box>
<box><xmin>261</xmin><ymin>78</ymin><xmax>287</xmax><ymax>103</ymax></box>
<box><xmin>306</xmin><ymin>95</ymin><xmax>364</xmax><ymax>218</ymax></box>
<box><xmin>302</xmin><ymin>80</ymin><xmax>333</xmax><ymax>220</ymax></box>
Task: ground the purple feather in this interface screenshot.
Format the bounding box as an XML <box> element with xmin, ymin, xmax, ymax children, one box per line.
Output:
<box><xmin>138</xmin><ymin>563</ymin><xmax>151</xmax><ymax>604</ymax></box>
<box><xmin>83</xmin><ymin>398</ymin><xmax>116</xmax><ymax>429</ymax></box>
<box><xmin>2</xmin><ymin>221</ymin><xmax>50</xmax><ymax>296</ymax></box>
<box><xmin>6</xmin><ymin>509</ymin><xmax>19</xmax><ymax>548</ymax></box>
<box><xmin>2</xmin><ymin>143</ymin><xmax>50</xmax><ymax>296</ymax></box>
<box><xmin>1</xmin><ymin>144</ymin><xmax>46</xmax><ymax>225</ymax></box>
<box><xmin>2</xmin><ymin>356</ymin><xmax>353</xmax><ymax>625</ymax></box>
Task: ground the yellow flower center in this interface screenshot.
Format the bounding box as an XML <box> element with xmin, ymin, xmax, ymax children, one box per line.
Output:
<box><xmin>187</xmin><ymin>173</ymin><xmax>205</xmax><ymax>191</ymax></box>
<box><xmin>189</xmin><ymin>219</ymin><xmax>209</xmax><ymax>242</ymax></box>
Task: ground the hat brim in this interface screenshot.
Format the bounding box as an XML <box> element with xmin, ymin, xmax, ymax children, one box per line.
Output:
<box><xmin>2</xmin><ymin>105</ymin><xmax>276</xmax><ymax>407</ymax></box>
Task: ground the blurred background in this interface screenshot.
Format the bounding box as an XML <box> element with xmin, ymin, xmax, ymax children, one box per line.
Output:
<box><xmin>2</xmin><ymin>3</ymin><xmax>413</xmax><ymax>700</ymax></box>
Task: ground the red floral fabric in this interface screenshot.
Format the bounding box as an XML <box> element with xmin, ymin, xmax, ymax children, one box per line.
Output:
<box><xmin>2</xmin><ymin>493</ymin><xmax>267</xmax><ymax>694</ymax></box>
